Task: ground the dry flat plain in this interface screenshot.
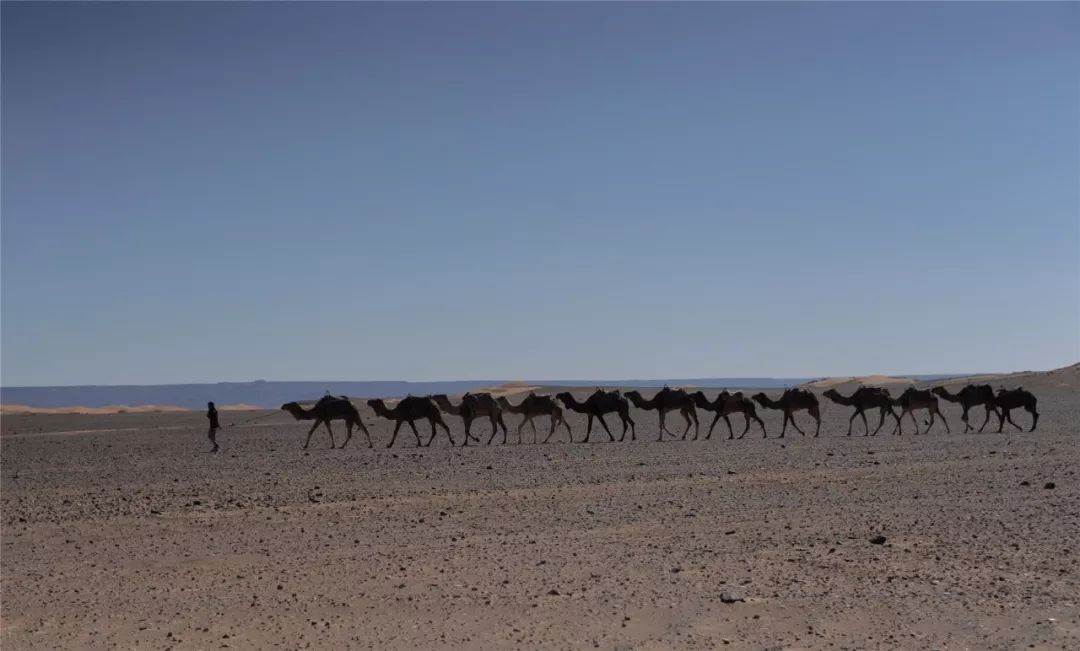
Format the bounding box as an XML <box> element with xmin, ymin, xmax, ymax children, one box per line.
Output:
<box><xmin>2</xmin><ymin>379</ymin><xmax>1079</xmax><ymax>650</ymax></box>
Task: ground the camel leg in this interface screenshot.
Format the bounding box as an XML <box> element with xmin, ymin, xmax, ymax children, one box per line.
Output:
<box><xmin>386</xmin><ymin>421</ymin><xmax>403</xmax><ymax>449</ymax></box>
<box><xmin>740</xmin><ymin>412</ymin><xmax>752</xmax><ymax>439</ymax></box>
<box><xmin>502</xmin><ymin>414</ymin><xmax>515</xmax><ymax>445</ymax></box>
<box><xmin>493</xmin><ymin>414</ymin><xmax>508</xmax><ymax>445</ymax></box>
<box><xmin>406</xmin><ymin>420</ymin><xmax>423</xmax><ymax>447</ymax></box>
<box><xmin>440</xmin><ymin>417</ymin><xmax>455</xmax><ymax>446</ymax></box>
<box><xmin>892</xmin><ymin>410</ymin><xmax>904</xmax><ymax>435</ymax></box>
<box><xmin>778</xmin><ymin>413</ymin><xmax>789</xmax><ymax>438</ymax></box>
<box><xmin>323</xmin><ymin>421</ymin><xmax>337</xmax><ymax>448</ymax></box>
<box><xmin>935</xmin><ymin>405</ymin><xmax>950</xmax><ymax>434</ymax></box>
<box><xmin>517</xmin><ymin>418</ymin><xmax>528</xmax><ymax>444</ymax></box>
<box><xmin>1001</xmin><ymin>409</ymin><xmax>1022</xmax><ymax>433</ymax></box>
<box><xmin>960</xmin><ymin>406</ymin><xmax>971</xmax><ymax>433</ymax></box>
<box><xmin>810</xmin><ymin>406</ymin><xmax>820</xmax><ymax>437</ymax></box>
<box><xmin>1006</xmin><ymin>410</ymin><xmax>1022</xmax><ymax>432</ymax></box>
<box><xmin>705</xmin><ymin>412</ymin><xmax>721</xmax><ymax>440</ymax></box>
<box><xmin>560</xmin><ymin>414</ymin><xmax>573</xmax><ymax>443</ymax></box>
<box><xmin>721</xmin><ymin>414</ymin><xmax>736</xmax><ymax>439</ymax></box>
<box><xmin>908</xmin><ymin>410</ymin><xmax>921</xmax><ymax>435</ymax></box>
<box><xmin>479</xmin><ymin>418</ymin><xmax>493</xmax><ymax>446</ymax></box>
<box><xmin>680</xmin><ymin>408</ymin><xmax>695</xmax><ymax>441</ymax></box>
<box><xmin>656</xmin><ymin>410</ymin><xmax>668</xmax><ymax>442</ymax></box>
<box><xmin>623</xmin><ymin>410</ymin><xmax>636</xmax><ymax>441</ymax></box>
<box><xmin>600</xmin><ymin>416</ymin><xmax>617</xmax><ymax>442</ymax></box>
<box><xmin>303</xmin><ymin>421</ymin><xmax>321</xmax><ymax>449</ymax></box>
<box><xmin>752</xmin><ymin>413</ymin><xmax>767</xmax><ymax>438</ymax></box>
<box><xmin>340</xmin><ymin>423</ymin><xmax>352</xmax><ymax>449</ymax></box>
<box><xmin>848</xmin><ymin>411</ymin><xmax>859</xmax><ymax>437</ymax></box>
<box><xmin>866</xmin><ymin>409</ymin><xmax>878</xmax><ymax>436</ymax></box>
<box><xmin>580</xmin><ymin>415</ymin><xmax>594</xmax><ymax>443</ymax></box>
<box><xmin>978</xmin><ymin>406</ymin><xmax>994</xmax><ymax>433</ymax></box>
<box><xmin>541</xmin><ymin>416</ymin><xmax>556</xmax><ymax>444</ymax></box>
<box><xmin>357</xmin><ymin>420</ymin><xmax>373</xmax><ymax>448</ymax></box>
<box><xmin>426</xmin><ymin>417</ymin><xmax>453</xmax><ymax>447</ymax></box>
<box><xmin>790</xmin><ymin>412</ymin><xmax>807</xmax><ymax>438</ymax></box>
<box><xmin>1028</xmin><ymin>404</ymin><xmax>1039</xmax><ymax>432</ymax></box>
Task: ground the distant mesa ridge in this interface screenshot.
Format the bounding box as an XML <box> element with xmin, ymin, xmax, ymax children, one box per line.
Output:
<box><xmin>0</xmin><ymin>376</ymin><xmax>966</xmax><ymax>410</ymax></box>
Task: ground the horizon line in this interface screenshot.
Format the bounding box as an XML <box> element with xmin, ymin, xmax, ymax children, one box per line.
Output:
<box><xmin>0</xmin><ymin>370</ymin><xmax>1011</xmax><ymax>390</ymax></box>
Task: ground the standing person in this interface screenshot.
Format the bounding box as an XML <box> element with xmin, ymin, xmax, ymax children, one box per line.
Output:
<box><xmin>207</xmin><ymin>401</ymin><xmax>221</xmax><ymax>453</ymax></box>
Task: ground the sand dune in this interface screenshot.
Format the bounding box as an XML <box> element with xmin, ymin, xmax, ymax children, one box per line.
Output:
<box><xmin>0</xmin><ymin>404</ymin><xmax>190</xmax><ymax>415</ymax></box>
<box><xmin>801</xmin><ymin>374</ymin><xmax>916</xmax><ymax>390</ymax></box>
<box><xmin>1</xmin><ymin>403</ymin><xmax>265</xmax><ymax>415</ymax></box>
<box><xmin>928</xmin><ymin>362</ymin><xmax>1080</xmax><ymax>390</ymax></box>
<box><xmin>479</xmin><ymin>382</ymin><xmax>542</xmax><ymax>397</ymax></box>
<box><xmin>801</xmin><ymin>363</ymin><xmax>1080</xmax><ymax>392</ymax></box>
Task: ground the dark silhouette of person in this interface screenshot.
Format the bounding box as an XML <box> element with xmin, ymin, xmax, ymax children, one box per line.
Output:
<box><xmin>207</xmin><ymin>401</ymin><xmax>220</xmax><ymax>452</ymax></box>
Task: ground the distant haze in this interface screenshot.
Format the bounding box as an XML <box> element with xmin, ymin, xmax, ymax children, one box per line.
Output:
<box><xmin>0</xmin><ymin>377</ymin><xmax>965</xmax><ymax>410</ymax></box>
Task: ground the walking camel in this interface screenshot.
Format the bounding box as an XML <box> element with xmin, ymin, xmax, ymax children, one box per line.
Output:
<box><xmin>993</xmin><ymin>387</ymin><xmax>1039</xmax><ymax>432</ymax></box>
<box><xmin>367</xmin><ymin>396</ymin><xmax>454</xmax><ymax>448</ymax></box>
<box><xmin>688</xmin><ymin>390</ymin><xmax>767</xmax><ymax>439</ymax></box>
<box><xmin>889</xmin><ymin>388</ymin><xmax>950</xmax><ymax>435</ymax></box>
<box><xmin>751</xmin><ymin>389</ymin><xmax>821</xmax><ymax>437</ymax></box>
<box><xmin>930</xmin><ymin>385</ymin><xmax>999</xmax><ymax>433</ymax></box>
<box><xmin>431</xmin><ymin>393</ymin><xmax>505</xmax><ymax>445</ymax></box>
<box><xmin>822</xmin><ymin>387</ymin><xmax>899</xmax><ymax>436</ymax></box>
<box><xmin>496</xmin><ymin>394</ymin><xmax>573</xmax><ymax>444</ymax></box>
<box><xmin>281</xmin><ymin>395</ymin><xmax>372</xmax><ymax>449</ymax></box>
<box><xmin>556</xmin><ymin>389</ymin><xmax>636</xmax><ymax>443</ymax></box>
<box><xmin>624</xmin><ymin>387</ymin><xmax>700</xmax><ymax>441</ymax></box>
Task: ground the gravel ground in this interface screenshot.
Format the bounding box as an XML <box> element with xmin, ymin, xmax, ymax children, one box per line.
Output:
<box><xmin>2</xmin><ymin>386</ymin><xmax>1078</xmax><ymax>650</ymax></box>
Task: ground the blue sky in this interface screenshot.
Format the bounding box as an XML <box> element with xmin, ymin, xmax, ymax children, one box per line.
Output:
<box><xmin>2</xmin><ymin>2</ymin><xmax>1078</xmax><ymax>386</ymax></box>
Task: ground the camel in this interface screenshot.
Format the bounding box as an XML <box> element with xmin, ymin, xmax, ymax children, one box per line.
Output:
<box><xmin>993</xmin><ymin>387</ymin><xmax>1039</xmax><ymax>432</ymax></box>
<box><xmin>624</xmin><ymin>386</ymin><xmax>700</xmax><ymax>441</ymax></box>
<box><xmin>367</xmin><ymin>396</ymin><xmax>454</xmax><ymax>448</ymax></box>
<box><xmin>496</xmin><ymin>394</ymin><xmax>573</xmax><ymax>444</ymax></box>
<box><xmin>556</xmin><ymin>389</ymin><xmax>636</xmax><ymax>443</ymax></box>
<box><xmin>930</xmin><ymin>385</ymin><xmax>1000</xmax><ymax>433</ymax></box>
<box><xmin>431</xmin><ymin>393</ymin><xmax>505</xmax><ymax>445</ymax></box>
<box><xmin>889</xmin><ymin>388</ymin><xmax>950</xmax><ymax>435</ymax></box>
<box><xmin>751</xmin><ymin>389</ymin><xmax>821</xmax><ymax>437</ymax></box>
<box><xmin>281</xmin><ymin>395</ymin><xmax>372</xmax><ymax>449</ymax></box>
<box><xmin>822</xmin><ymin>387</ymin><xmax>899</xmax><ymax>436</ymax></box>
<box><xmin>688</xmin><ymin>390</ymin><xmax>766</xmax><ymax>439</ymax></box>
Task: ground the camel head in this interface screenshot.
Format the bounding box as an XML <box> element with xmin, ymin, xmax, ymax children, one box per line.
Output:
<box><xmin>687</xmin><ymin>391</ymin><xmax>709</xmax><ymax>408</ymax></box>
<box><xmin>366</xmin><ymin>398</ymin><xmax>387</xmax><ymax>413</ymax></box>
<box><xmin>555</xmin><ymin>392</ymin><xmax>574</xmax><ymax>406</ymax></box>
<box><xmin>751</xmin><ymin>392</ymin><xmax>770</xmax><ymax>406</ymax></box>
<box><xmin>280</xmin><ymin>402</ymin><xmax>309</xmax><ymax>420</ymax></box>
<box><xmin>822</xmin><ymin>389</ymin><xmax>841</xmax><ymax>402</ymax></box>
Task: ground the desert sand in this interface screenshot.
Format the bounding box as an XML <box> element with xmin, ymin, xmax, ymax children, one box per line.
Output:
<box><xmin>2</xmin><ymin>377</ymin><xmax>1078</xmax><ymax>650</ymax></box>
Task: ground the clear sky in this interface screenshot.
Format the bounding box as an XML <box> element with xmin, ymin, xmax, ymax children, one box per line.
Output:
<box><xmin>2</xmin><ymin>2</ymin><xmax>1078</xmax><ymax>386</ymax></box>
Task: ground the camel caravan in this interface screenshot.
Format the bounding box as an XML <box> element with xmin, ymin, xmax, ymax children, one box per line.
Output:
<box><xmin>279</xmin><ymin>383</ymin><xmax>1039</xmax><ymax>449</ymax></box>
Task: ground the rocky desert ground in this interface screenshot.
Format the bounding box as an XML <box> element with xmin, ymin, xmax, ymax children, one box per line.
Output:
<box><xmin>2</xmin><ymin>374</ymin><xmax>1078</xmax><ymax>650</ymax></box>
